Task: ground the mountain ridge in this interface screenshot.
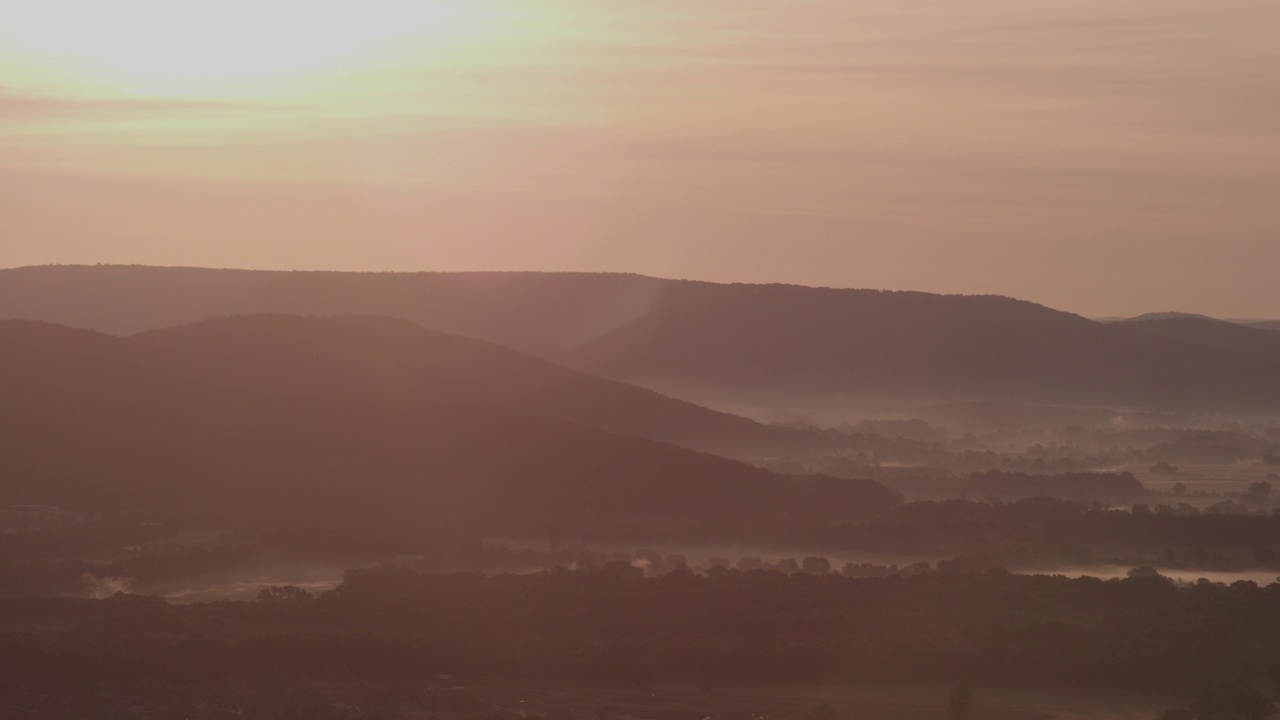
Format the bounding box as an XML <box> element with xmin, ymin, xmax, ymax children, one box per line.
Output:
<box><xmin>4</xmin><ymin>265</ymin><xmax>1280</xmax><ymax>410</ymax></box>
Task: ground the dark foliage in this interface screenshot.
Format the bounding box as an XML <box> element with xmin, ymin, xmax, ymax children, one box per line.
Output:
<box><xmin>4</xmin><ymin>567</ymin><xmax>1280</xmax><ymax>693</ymax></box>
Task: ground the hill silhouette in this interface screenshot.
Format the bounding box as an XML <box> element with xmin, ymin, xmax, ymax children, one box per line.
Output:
<box><xmin>1113</xmin><ymin>311</ymin><xmax>1219</xmax><ymax>323</ymax></box>
<box><xmin>4</xmin><ymin>265</ymin><xmax>1280</xmax><ymax>409</ymax></box>
<box><xmin>1121</xmin><ymin>317</ymin><xmax>1280</xmax><ymax>364</ymax></box>
<box><xmin>131</xmin><ymin>314</ymin><xmax>848</xmax><ymax>457</ymax></box>
<box><xmin>0</xmin><ymin>320</ymin><xmax>899</xmax><ymax>533</ymax></box>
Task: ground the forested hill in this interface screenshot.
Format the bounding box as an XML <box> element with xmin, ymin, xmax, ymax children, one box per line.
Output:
<box><xmin>0</xmin><ymin>320</ymin><xmax>900</xmax><ymax>533</ymax></box>
<box><xmin>4</xmin><ymin>265</ymin><xmax>1280</xmax><ymax>408</ymax></box>
<box><xmin>132</xmin><ymin>314</ymin><xmax>851</xmax><ymax>457</ymax></box>
<box><xmin>1120</xmin><ymin>316</ymin><xmax>1280</xmax><ymax>363</ymax></box>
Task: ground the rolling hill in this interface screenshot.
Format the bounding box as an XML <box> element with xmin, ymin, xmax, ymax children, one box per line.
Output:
<box><xmin>131</xmin><ymin>314</ymin><xmax>849</xmax><ymax>457</ymax></box>
<box><xmin>4</xmin><ymin>265</ymin><xmax>1280</xmax><ymax>409</ymax></box>
<box><xmin>0</xmin><ymin>320</ymin><xmax>899</xmax><ymax>534</ymax></box>
<box><xmin>1120</xmin><ymin>316</ymin><xmax>1280</xmax><ymax>364</ymax></box>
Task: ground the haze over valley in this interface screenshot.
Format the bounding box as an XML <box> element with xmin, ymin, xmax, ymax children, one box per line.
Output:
<box><xmin>7</xmin><ymin>279</ymin><xmax>1280</xmax><ymax>720</ymax></box>
<box><xmin>4</xmin><ymin>268</ymin><xmax>1280</xmax><ymax>720</ymax></box>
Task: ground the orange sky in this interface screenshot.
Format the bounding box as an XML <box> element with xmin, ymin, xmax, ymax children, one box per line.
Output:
<box><xmin>2</xmin><ymin>0</ymin><xmax>1278</xmax><ymax>317</ymax></box>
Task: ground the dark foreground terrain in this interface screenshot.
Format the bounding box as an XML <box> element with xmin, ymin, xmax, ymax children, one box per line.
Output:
<box><xmin>2</xmin><ymin>566</ymin><xmax>1277</xmax><ymax>719</ymax></box>
<box><xmin>0</xmin><ymin>678</ymin><xmax>1068</xmax><ymax>720</ymax></box>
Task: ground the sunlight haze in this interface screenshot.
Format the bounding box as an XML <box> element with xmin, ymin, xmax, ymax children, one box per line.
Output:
<box><xmin>2</xmin><ymin>0</ymin><xmax>1277</xmax><ymax>316</ymax></box>
<box><xmin>8</xmin><ymin>5</ymin><xmax>1280</xmax><ymax>714</ymax></box>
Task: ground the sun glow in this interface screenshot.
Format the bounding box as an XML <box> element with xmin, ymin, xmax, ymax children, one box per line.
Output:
<box><xmin>0</xmin><ymin>0</ymin><xmax>503</xmax><ymax>99</ymax></box>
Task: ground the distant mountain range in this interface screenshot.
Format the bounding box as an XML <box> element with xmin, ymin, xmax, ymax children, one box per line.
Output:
<box><xmin>3</xmin><ymin>265</ymin><xmax>1280</xmax><ymax>410</ymax></box>
<box><xmin>0</xmin><ymin>319</ymin><xmax>898</xmax><ymax>532</ymax></box>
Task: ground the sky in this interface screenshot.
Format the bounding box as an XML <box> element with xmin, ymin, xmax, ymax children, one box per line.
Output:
<box><xmin>1</xmin><ymin>0</ymin><xmax>1277</xmax><ymax>318</ymax></box>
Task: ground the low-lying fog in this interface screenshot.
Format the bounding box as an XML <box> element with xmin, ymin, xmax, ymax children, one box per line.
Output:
<box><xmin>134</xmin><ymin>546</ymin><xmax>1280</xmax><ymax>605</ymax></box>
<box><xmin>86</xmin><ymin>560</ymin><xmax>366</xmax><ymax>602</ymax></box>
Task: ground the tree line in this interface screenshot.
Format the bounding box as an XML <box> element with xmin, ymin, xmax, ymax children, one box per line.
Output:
<box><xmin>4</xmin><ymin>565</ymin><xmax>1280</xmax><ymax>695</ymax></box>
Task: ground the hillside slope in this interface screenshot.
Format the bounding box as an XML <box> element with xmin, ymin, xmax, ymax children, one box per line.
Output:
<box><xmin>0</xmin><ymin>321</ymin><xmax>900</xmax><ymax>533</ymax></box>
<box><xmin>1122</xmin><ymin>317</ymin><xmax>1280</xmax><ymax>364</ymax></box>
<box><xmin>132</xmin><ymin>314</ymin><xmax>847</xmax><ymax>456</ymax></box>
